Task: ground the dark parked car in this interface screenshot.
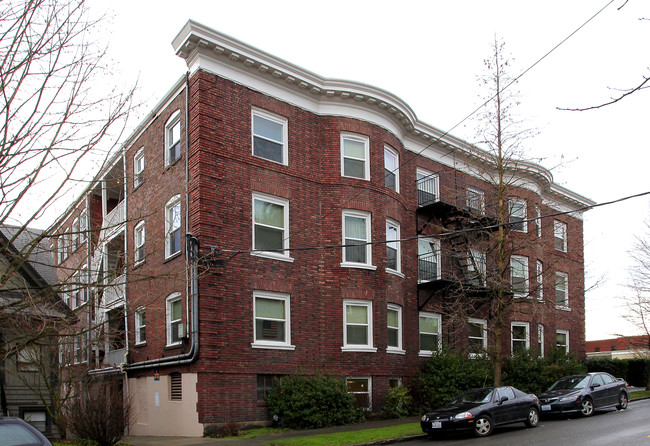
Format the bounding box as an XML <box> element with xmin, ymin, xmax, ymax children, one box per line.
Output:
<box><xmin>0</xmin><ymin>416</ymin><xmax>52</xmax><ymax>446</ymax></box>
<box><xmin>420</xmin><ymin>386</ymin><xmax>540</xmax><ymax>438</ymax></box>
<box><xmin>538</xmin><ymin>372</ymin><xmax>629</xmax><ymax>417</ymax></box>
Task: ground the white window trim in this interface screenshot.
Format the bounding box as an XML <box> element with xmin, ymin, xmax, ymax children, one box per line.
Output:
<box><xmin>79</xmin><ymin>209</ymin><xmax>88</xmax><ymax>244</ymax></box>
<box><xmin>535</xmin><ymin>206</ymin><xmax>542</xmax><ymax>238</ymax></box>
<box><xmin>386</xmin><ymin>304</ymin><xmax>404</xmax><ymax>354</ymax></box>
<box><xmin>466</xmin><ymin>187</ymin><xmax>485</xmax><ymax>215</ymax></box>
<box><xmin>166</xmin><ymin>293</ymin><xmax>182</xmax><ymax>347</ymax></box>
<box><xmin>342</xmin><ymin>299</ymin><xmax>376</xmax><ymax>352</ymax></box>
<box><xmin>251</xmin><ymin>108</ymin><xmax>288</xmax><ymax>165</ymax></box>
<box><xmin>554</xmin><ymin>220</ymin><xmax>567</xmax><ymax>252</ymax></box>
<box><xmin>135</xmin><ymin>306</ymin><xmax>146</xmax><ymax>345</ymax></box>
<box><xmin>72</xmin><ymin>218</ymin><xmax>79</xmax><ymax>250</ymax></box>
<box><xmin>251</xmin><ymin>291</ymin><xmax>295</xmax><ymax>350</ymax></box>
<box><xmin>536</xmin><ymin>260</ymin><xmax>544</xmax><ymax>301</ymax></box>
<box><xmin>556</xmin><ymin>329</ymin><xmax>569</xmax><ymax>353</ymax></box>
<box><xmin>341</xmin><ymin>133</ymin><xmax>370</xmax><ymax>180</ymax></box>
<box><xmin>384</xmin><ymin>145</ymin><xmax>399</xmax><ymax>192</ymax></box>
<box><xmin>164</xmin><ymin>110</ymin><xmax>181</xmax><ymax>166</ymax></box>
<box><xmin>510</xmin><ymin>255</ymin><xmax>529</xmax><ymax>298</ymax></box>
<box><xmin>251</xmin><ymin>192</ymin><xmax>293</xmax><ymax>262</ymax></box>
<box><xmin>385</xmin><ymin>219</ymin><xmax>401</xmax><ymax>275</ymax></box>
<box><xmin>509</xmin><ymin>197</ymin><xmax>527</xmax><ymax>232</ymax></box>
<box><xmin>341</xmin><ymin>210</ymin><xmax>375</xmax><ymax>270</ymax></box>
<box><xmin>418</xmin><ymin>237</ymin><xmax>441</xmax><ymax>283</ymax></box>
<box><xmin>468</xmin><ymin>317</ymin><xmax>487</xmax><ymax>356</ymax></box>
<box><xmin>418</xmin><ymin>311</ymin><xmax>442</xmax><ymax>357</ymax></box>
<box><xmin>134</xmin><ymin>147</ymin><xmax>145</xmax><ymax>187</ymax></box>
<box><xmin>165</xmin><ymin>195</ymin><xmax>182</xmax><ymax>259</ymax></box>
<box><xmin>538</xmin><ymin>324</ymin><xmax>545</xmax><ymax>357</ymax></box>
<box><xmin>416</xmin><ymin>168</ymin><xmax>439</xmax><ymax>206</ymax></box>
<box><xmin>347</xmin><ymin>376</ymin><xmax>372</xmax><ymax>411</ymax></box>
<box><xmin>511</xmin><ymin>321</ymin><xmax>530</xmax><ymax>354</ymax></box>
<box><xmin>555</xmin><ymin>271</ymin><xmax>569</xmax><ymax>309</ymax></box>
<box><xmin>134</xmin><ymin>220</ymin><xmax>145</xmax><ymax>264</ymax></box>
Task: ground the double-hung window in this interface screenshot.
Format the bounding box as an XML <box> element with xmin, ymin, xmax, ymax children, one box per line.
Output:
<box><xmin>134</xmin><ymin>148</ymin><xmax>145</xmax><ymax>187</ymax></box>
<box><xmin>342</xmin><ymin>300</ymin><xmax>375</xmax><ymax>352</ymax></box>
<box><xmin>554</xmin><ymin>220</ymin><xmax>567</xmax><ymax>252</ymax></box>
<box><xmin>252</xmin><ymin>109</ymin><xmax>287</xmax><ymax>164</ymax></box>
<box><xmin>385</xmin><ymin>220</ymin><xmax>400</xmax><ymax>273</ymax></box>
<box><xmin>468</xmin><ymin>318</ymin><xmax>487</xmax><ymax>355</ymax></box>
<box><xmin>556</xmin><ymin>330</ymin><xmax>569</xmax><ymax>353</ymax></box>
<box><xmin>386</xmin><ymin>304</ymin><xmax>403</xmax><ymax>353</ymax></box>
<box><xmin>79</xmin><ymin>210</ymin><xmax>88</xmax><ymax>244</ymax></box>
<box><xmin>419</xmin><ymin>312</ymin><xmax>441</xmax><ymax>356</ymax></box>
<box><xmin>538</xmin><ymin>324</ymin><xmax>545</xmax><ymax>357</ymax></box>
<box><xmin>347</xmin><ymin>377</ymin><xmax>372</xmax><ymax>411</ymax></box>
<box><xmin>466</xmin><ymin>187</ymin><xmax>485</xmax><ymax>215</ymax></box>
<box><xmin>509</xmin><ymin>198</ymin><xmax>527</xmax><ymax>232</ymax></box>
<box><xmin>166</xmin><ymin>293</ymin><xmax>182</xmax><ymax>346</ymax></box>
<box><xmin>342</xmin><ymin>211</ymin><xmax>373</xmax><ymax>268</ymax></box>
<box><xmin>510</xmin><ymin>255</ymin><xmax>529</xmax><ymax>297</ymax></box>
<box><xmin>165</xmin><ymin>195</ymin><xmax>181</xmax><ymax>258</ymax></box>
<box><xmin>384</xmin><ymin>146</ymin><xmax>399</xmax><ymax>191</ymax></box>
<box><xmin>536</xmin><ymin>260</ymin><xmax>543</xmax><ymax>300</ymax></box>
<box><xmin>134</xmin><ymin>221</ymin><xmax>145</xmax><ymax>263</ymax></box>
<box><xmin>511</xmin><ymin>322</ymin><xmax>529</xmax><ymax>354</ymax></box>
<box><xmin>252</xmin><ymin>291</ymin><xmax>293</xmax><ymax>350</ymax></box>
<box><xmin>535</xmin><ymin>206</ymin><xmax>542</xmax><ymax>238</ymax></box>
<box><xmin>72</xmin><ymin>218</ymin><xmax>79</xmax><ymax>250</ymax></box>
<box><xmin>252</xmin><ymin>193</ymin><xmax>290</xmax><ymax>260</ymax></box>
<box><xmin>555</xmin><ymin>272</ymin><xmax>569</xmax><ymax>307</ymax></box>
<box><xmin>135</xmin><ymin>307</ymin><xmax>146</xmax><ymax>345</ymax></box>
<box><xmin>341</xmin><ymin>133</ymin><xmax>369</xmax><ymax>180</ymax></box>
<box><xmin>165</xmin><ymin>111</ymin><xmax>181</xmax><ymax>166</ymax></box>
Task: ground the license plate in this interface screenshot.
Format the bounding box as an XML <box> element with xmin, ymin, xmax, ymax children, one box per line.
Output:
<box><xmin>431</xmin><ymin>421</ymin><xmax>442</xmax><ymax>429</ymax></box>
<box><xmin>542</xmin><ymin>405</ymin><xmax>551</xmax><ymax>411</ymax></box>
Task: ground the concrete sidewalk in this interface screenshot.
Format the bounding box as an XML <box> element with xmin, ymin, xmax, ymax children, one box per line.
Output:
<box><xmin>122</xmin><ymin>416</ymin><xmax>423</xmax><ymax>446</ymax></box>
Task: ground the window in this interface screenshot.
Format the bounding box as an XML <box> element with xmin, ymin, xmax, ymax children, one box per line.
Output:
<box><xmin>79</xmin><ymin>209</ymin><xmax>88</xmax><ymax>244</ymax></box>
<box><xmin>419</xmin><ymin>312</ymin><xmax>441</xmax><ymax>355</ymax></box>
<box><xmin>538</xmin><ymin>324</ymin><xmax>544</xmax><ymax>357</ymax></box>
<box><xmin>468</xmin><ymin>318</ymin><xmax>487</xmax><ymax>354</ymax></box>
<box><xmin>556</xmin><ymin>329</ymin><xmax>569</xmax><ymax>353</ymax></box>
<box><xmin>536</xmin><ymin>260</ymin><xmax>543</xmax><ymax>300</ymax></box>
<box><xmin>555</xmin><ymin>272</ymin><xmax>568</xmax><ymax>307</ymax></box>
<box><xmin>57</xmin><ymin>237</ymin><xmax>64</xmax><ymax>264</ymax></box>
<box><xmin>466</xmin><ymin>187</ymin><xmax>485</xmax><ymax>215</ymax></box>
<box><xmin>385</xmin><ymin>220</ymin><xmax>400</xmax><ymax>273</ymax></box>
<box><xmin>165</xmin><ymin>111</ymin><xmax>181</xmax><ymax>166</ymax></box>
<box><xmin>71</xmin><ymin>272</ymin><xmax>80</xmax><ymax>308</ymax></box>
<box><xmin>257</xmin><ymin>374</ymin><xmax>281</xmax><ymax>402</ymax></box>
<box><xmin>554</xmin><ymin>220</ymin><xmax>567</xmax><ymax>252</ymax></box>
<box><xmin>72</xmin><ymin>218</ymin><xmax>79</xmax><ymax>250</ymax></box>
<box><xmin>535</xmin><ymin>206</ymin><xmax>542</xmax><ymax>238</ymax></box>
<box><xmin>170</xmin><ymin>372</ymin><xmax>182</xmax><ymax>401</ymax></box>
<box><xmin>252</xmin><ymin>193</ymin><xmax>290</xmax><ymax>260</ymax></box>
<box><xmin>509</xmin><ymin>198</ymin><xmax>527</xmax><ymax>232</ymax></box>
<box><xmin>511</xmin><ymin>322</ymin><xmax>530</xmax><ymax>354</ymax></box>
<box><xmin>467</xmin><ymin>249</ymin><xmax>486</xmax><ymax>286</ymax></box>
<box><xmin>418</xmin><ymin>238</ymin><xmax>440</xmax><ymax>282</ymax></box>
<box><xmin>510</xmin><ymin>255</ymin><xmax>529</xmax><ymax>297</ymax></box>
<box><xmin>341</xmin><ymin>133</ymin><xmax>369</xmax><ymax>180</ymax></box>
<box><xmin>135</xmin><ymin>307</ymin><xmax>146</xmax><ymax>345</ymax></box>
<box><xmin>386</xmin><ymin>304</ymin><xmax>403</xmax><ymax>353</ymax></box>
<box><xmin>389</xmin><ymin>378</ymin><xmax>402</xmax><ymax>388</ymax></box>
<box><xmin>342</xmin><ymin>211</ymin><xmax>373</xmax><ymax>268</ymax></box>
<box><xmin>21</xmin><ymin>410</ymin><xmax>46</xmax><ymax>433</ymax></box>
<box><xmin>347</xmin><ymin>377</ymin><xmax>372</xmax><ymax>410</ymax></box>
<box><xmin>165</xmin><ymin>195</ymin><xmax>181</xmax><ymax>258</ymax></box>
<box><xmin>384</xmin><ymin>146</ymin><xmax>399</xmax><ymax>191</ymax></box>
<box><xmin>134</xmin><ymin>221</ymin><xmax>145</xmax><ymax>263</ymax></box>
<box><xmin>252</xmin><ymin>109</ymin><xmax>287</xmax><ymax>164</ymax></box>
<box><xmin>80</xmin><ymin>267</ymin><xmax>89</xmax><ymax>304</ymax></box>
<box><xmin>253</xmin><ymin>291</ymin><xmax>293</xmax><ymax>350</ymax></box>
<box><xmin>17</xmin><ymin>346</ymin><xmax>38</xmax><ymax>372</ymax></box>
<box><xmin>416</xmin><ymin>169</ymin><xmax>439</xmax><ymax>206</ymax></box>
<box><xmin>166</xmin><ymin>293</ymin><xmax>182</xmax><ymax>346</ymax></box>
<box><xmin>62</xmin><ymin>229</ymin><xmax>69</xmax><ymax>260</ymax></box>
<box><xmin>343</xmin><ymin>300</ymin><xmax>375</xmax><ymax>352</ymax></box>
<box><xmin>134</xmin><ymin>148</ymin><xmax>145</xmax><ymax>187</ymax></box>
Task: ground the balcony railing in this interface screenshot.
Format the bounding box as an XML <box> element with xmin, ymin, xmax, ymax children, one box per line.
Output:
<box><xmin>103</xmin><ymin>273</ymin><xmax>125</xmax><ymax>307</ymax></box>
<box><xmin>418</xmin><ymin>248</ymin><xmax>489</xmax><ymax>289</ymax></box>
<box><xmin>103</xmin><ymin>199</ymin><xmax>125</xmax><ymax>237</ymax></box>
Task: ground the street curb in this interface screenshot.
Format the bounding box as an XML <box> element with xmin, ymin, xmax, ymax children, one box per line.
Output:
<box><xmin>356</xmin><ymin>433</ymin><xmax>427</xmax><ymax>445</ymax></box>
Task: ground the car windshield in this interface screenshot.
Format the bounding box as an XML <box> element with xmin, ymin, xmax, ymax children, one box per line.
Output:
<box><xmin>548</xmin><ymin>376</ymin><xmax>590</xmax><ymax>391</ymax></box>
<box><xmin>450</xmin><ymin>388</ymin><xmax>494</xmax><ymax>404</ymax></box>
<box><xmin>0</xmin><ymin>423</ymin><xmax>42</xmax><ymax>446</ymax></box>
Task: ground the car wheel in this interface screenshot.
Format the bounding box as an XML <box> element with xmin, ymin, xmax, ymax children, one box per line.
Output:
<box><xmin>525</xmin><ymin>406</ymin><xmax>539</xmax><ymax>427</ymax></box>
<box><xmin>474</xmin><ymin>414</ymin><xmax>494</xmax><ymax>437</ymax></box>
<box><xmin>580</xmin><ymin>398</ymin><xmax>594</xmax><ymax>417</ymax></box>
<box><xmin>616</xmin><ymin>392</ymin><xmax>628</xmax><ymax>410</ymax></box>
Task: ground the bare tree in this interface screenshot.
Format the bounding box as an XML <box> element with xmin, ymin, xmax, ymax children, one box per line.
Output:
<box><xmin>625</xmin><ymin>223</ymin><xmax>650</xmax><ymax>366</ymax></box>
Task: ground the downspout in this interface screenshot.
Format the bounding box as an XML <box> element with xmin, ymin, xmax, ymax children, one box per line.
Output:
<box><xmin>125</xmin><ymin>71</ymin><xmax>199</xmax><ymax>372</ymax></box>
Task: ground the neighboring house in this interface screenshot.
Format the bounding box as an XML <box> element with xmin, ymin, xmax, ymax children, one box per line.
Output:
<box><xmin>0</xmin><ymin>225</ymin><xmax>66</xmax><ymax>436</ymax></box>
<box><xmin>51</xmin><ymin>21</ymin><xmax>594</xmax><ymax>437</ymax></box>
<box><xmin>586</xmin><ymin>335</ymin><xmax>650</xmax><ymax>359</ymax></box>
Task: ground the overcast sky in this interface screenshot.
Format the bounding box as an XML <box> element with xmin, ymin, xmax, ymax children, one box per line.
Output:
<box><xmin>88</xmin><ymin>0</ymin><xmax>649</xmax><ymax>341</ymax></box>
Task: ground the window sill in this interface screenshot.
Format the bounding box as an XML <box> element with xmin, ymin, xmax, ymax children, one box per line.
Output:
<box><xmin>387</xmin><ymin>348</ymin><xmax>406</xmax><ymax>355</ymax></box>
<box><xmin>418</xmin><ymin>351</ymin><xmax>437</xmax><ymax>357</ymax></box>
<box><xmin>341</xmin><ymin>174</ymin><xmax>369</xmax><ymax>181</ymax></box>
<box><xmin>555</xmin><ymin>305</ymin><xmax>571</xmax><ymax>311</ymax></box>
<box><xmin>251</xmin><ymin>343</ymin><xmax>295</xmax><ymax>351</ymax></box>
<box><xmin>164</xmin><ymin>251</ymin><xmax>182</xmax><ymax>263</ymax></box>
<box><xmin>253</xmin><ymin>154</ymin><xmax>288</xmax><ymax>166</ymax></box>
<box><xmin>341</xmin><ymin>346</ymin><xmax>377</xmax><ymax>353</ymax></box>
<box><xmin>133</xmin><ymin>259</ymin><xmax>145</xmax><ymax>269</ymax></box>
<box><xmin>251</xmin><ymin>251</ymin><xmax>294</xmax><ymax>263</ymax></box>
<box><xmin>134</xmin><ymin>342</ymin><xmax>147</xmax><ymax>347</ymax></box>
<box><xmin>165</xmin><ymin>342</ymin><xmax>183</xmax><ymax>349</ymax></box>
<box><xmin>133</xmin><ymin>180</ymin><xmax>144</xmax><ymax>191</ymax></box>
<box><xmin>340</xmin><ymin>262</ymin><xmax>377</xmax><ymax>271</ymax></box>
<box><xmin>386</xmin><ymin>269</ymin><xmax>404</xmax><ymax>278</ymax></box>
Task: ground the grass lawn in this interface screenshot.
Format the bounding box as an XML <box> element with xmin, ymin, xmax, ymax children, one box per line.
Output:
<box><xmin>261</xmin><ymin>422</ymin><xmax>422</xmax><ymax>446</ymax></box>
<box><xmin>630</xmin><ymin>389</ymin><xmax>650</xmax><ymax>399</ymax></box>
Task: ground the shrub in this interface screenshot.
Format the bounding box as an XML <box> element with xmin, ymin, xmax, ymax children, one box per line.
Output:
<box><xmin>504</xmin><ymin>348</ymin><xmax>586</xmax><ymax>394</ymax></box>
<box><xmin>626</xmin><ymin>359</ymin><xmax>650</xmax><ymax>388</ymax></box>
<box><xmin>265</xmin><ymin>373</ymin><xmax>364</xmax><ymax>429</ymax></box>
<box><xmin>380</xmin><ymin>385</ymin><xmax>412</xmax><ymax>419</ymax></box>
<box><xmin>585</xmin><ymin>358</ymin><xmax>628</xmax><ymax>378</ymax></box>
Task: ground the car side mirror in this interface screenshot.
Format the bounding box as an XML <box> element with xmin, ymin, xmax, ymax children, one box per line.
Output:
<box><xmin>499</xmin><ymin>396</ymin><xmax>509</xmax><ymax>404</ymax></box>
<box><xmin>591</xmin><ymin>383</ymin><xmax>601</xmax><ymax>389</ymax></box>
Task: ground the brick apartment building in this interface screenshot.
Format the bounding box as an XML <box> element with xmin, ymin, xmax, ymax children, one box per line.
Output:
<box><xmin>52</xmin><ymin>21</ymin><xmax>594</xmax><ymax>436</ymax></box>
